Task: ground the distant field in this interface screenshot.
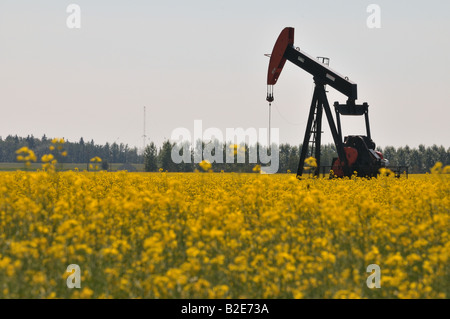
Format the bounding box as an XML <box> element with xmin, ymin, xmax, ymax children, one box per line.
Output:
<box><xmin>0</xmin><ymin>162</ymin><xmax>429</xmax><ymax>177</ymax></box>
<box><xmin>0</xmin><ymin>162</ymin><xmax>144</xmax><ymax>172</ymax></box>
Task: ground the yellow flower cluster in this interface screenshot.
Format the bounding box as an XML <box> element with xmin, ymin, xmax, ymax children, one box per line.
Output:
<box><xmin>199</xmin><ymin>160</ymin><xmax>212</xmax><ymax>172</ymax></box>
<box><xmin>41</xmin><ymin>138</ymin><xmax>68</xmax><ymax>172</ymax></box>
<box><xmin>90</xmin><ymin>157</ymin><xmax>102</xmax><ymax>163</ymax></box>
<box><xmin>0</xmin><ymin>169</ymin><xmax>448</xmax><ymax>299</ymax></box>
<box><xmin>252</xmin><ymin>165</ymin><xmax>261</xmax><ymax>173</ymax></box>
<box><xmin>304</xmin><ymin>156</ymin><xmax>318</xmax><ymax>169</ymax></box>
<box><xmin>89</xmin><ymin>157</ymin><xmax>102</xmax><ymax>171</ymax></box>
<box><xmin>15</xmin><ymin>146</ymin><xmax>37</xmax><ymax>168</ymax></box>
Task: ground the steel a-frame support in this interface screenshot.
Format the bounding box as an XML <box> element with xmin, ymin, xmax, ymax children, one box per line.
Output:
<box><xmin>296</xmin><ymin>79</ymin><xmax>347</xmax><ymax>178</ymax></box>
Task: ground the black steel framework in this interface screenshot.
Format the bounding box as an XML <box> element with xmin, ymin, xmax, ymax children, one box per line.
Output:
<box><xmin>283</xmin><ymin>46</ymin><xmax>373</xmax><ymax>178</ymax></box>
<box><xmin>267</xmin><ymin>28</ymin><xmax>408</xmax><ymax>178</ymax></box>
<box><xmin>296</xmin><ymin>79</ymin><xmax>348</xmax><ymax>177</ymax></box>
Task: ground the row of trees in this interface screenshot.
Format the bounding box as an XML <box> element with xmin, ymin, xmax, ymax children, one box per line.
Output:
<box><xmin>381</xmin><ymin>145</ymin><xmax>449</xmax><ymax>174</ymax></box>
<box><xmin>144</xmin><ymin>140</ymin><xmax>449</xmax><ymax>174</ymax></box>
<box><xmin>0</xmin><ymin>135</ymin><xmax>142</xmax><ymax>164</ymax></box>
<box><xmin>1</xmin><ymin>135</ymin><xmax>448</xmax><ymax>173</ymax></box>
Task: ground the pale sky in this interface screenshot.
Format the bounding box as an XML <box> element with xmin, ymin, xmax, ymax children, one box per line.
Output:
<box><xmin>0</xmin><ymin>0</ymin><xmax>449</xmax><ymax>152</ymax></box>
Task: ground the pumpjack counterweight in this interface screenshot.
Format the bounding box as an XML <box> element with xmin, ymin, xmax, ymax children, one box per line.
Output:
<box><xmin>266</xmin><ymin>27</ymin><xmax>395</xmax><ymax>178</ymax></box>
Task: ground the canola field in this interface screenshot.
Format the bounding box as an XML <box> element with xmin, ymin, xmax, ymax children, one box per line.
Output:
<box><xmin>0</xmin><ymin>167</ymin><xmax>449</xmax><ymax>299</ymax></box>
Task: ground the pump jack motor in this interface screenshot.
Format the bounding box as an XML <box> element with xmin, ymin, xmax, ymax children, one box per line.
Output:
<box><xmin>266</xmin><ymin>27</ymin><xmax>394</xmax><ymax>178</ymax></box>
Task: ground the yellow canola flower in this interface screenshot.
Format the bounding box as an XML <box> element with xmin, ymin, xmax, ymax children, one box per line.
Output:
<box><xmin>304</xmin><ymin>156</ymin><xmax>317</xmax><ymax>168</ymax></box>
<box><xmin>15</xmin><ymin>146</ymin><xmax>30</xmax><ymax>154</ymax></box>
<box><xmin>41</xmin><ymin>154</ymin><xmax>54</xmax><ymax>163</ymax></box>
<box><xmin>199</xmin><ymin>159</ymin><xmax>212</xmax><ymax>171</ymax></box>
<box><xmin>51</xmin><ymin>138</ymin><xmax>65</xmax><ymax>144</ymax></box>
<box><xmin>15</xmin><ymin>147</ymin><xmax>37</xmax><ymax>165</ymax></box>
<box><xmin>79</xmin><ymin>287</ymin><xmax>94</xmax><ymax>299</ymax></box>
<box><xmin>28</xmin><ymin>151</ymin><xmax>37</xmax><ymax>162</ymax></box>
<box><xmin>0</xmin><ymin>165</ymin><xmax>448</xmax><ymax>299</ymax></box>
<box><xmin>229</xmin><ymin>144</ymin><xmax>239</xmax><ymax>156</ymax></box>
<box><xmin>252</xmin><ymin>165</ymin><xmax>261</xmax><ymax>173</ymax></box>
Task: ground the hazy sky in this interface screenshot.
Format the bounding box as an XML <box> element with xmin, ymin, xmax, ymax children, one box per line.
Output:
<box><xmin>0</xmin><ymin>0</ymin><xmax>449</xmax><ymax>151</ymax></box>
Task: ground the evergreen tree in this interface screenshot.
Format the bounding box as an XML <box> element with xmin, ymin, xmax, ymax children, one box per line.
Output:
<box><xmin>159</xmin><ymin>140</ymin><xmax>176</xmax><ymax>172</ymax></box>
<box><xmin>144</xmin><ymin>142</ymin><xmax>158</xmax><ymax>172</ymax></box>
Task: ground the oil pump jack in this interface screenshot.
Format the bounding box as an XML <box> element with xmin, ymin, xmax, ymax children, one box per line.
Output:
<box><xmin>266</xmin><ymin>27</ymin><xmax>390</xmax><ymax>178</ymax></box>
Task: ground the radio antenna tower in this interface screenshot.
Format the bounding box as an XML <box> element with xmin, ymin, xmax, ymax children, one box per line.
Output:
<box><xmin>143</xmin><ymin>106</ymin><xmax>147</xmax><ymax>152</ymax></box>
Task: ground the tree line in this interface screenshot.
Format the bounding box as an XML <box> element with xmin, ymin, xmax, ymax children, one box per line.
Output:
<box><xmin>145</xmin><ymin>140</ymin><xmax>449</xmax><ymax>174</ymax></box>
<box><xmin>0</xmin><ymin>135</ymin><xmax>448</xmax><ymax>173</ymax></box>
<box><xmin>0</xmin><ymin>135</ymin><xmax>142</xmax><ymax>165</ymax></box>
